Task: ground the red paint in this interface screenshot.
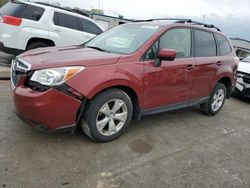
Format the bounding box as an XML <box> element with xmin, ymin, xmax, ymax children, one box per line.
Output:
<box><xmin>13</xmin><ymin>23</ymin><xmax>237</xmax><ymax>131</ymax></box>
<box><xmin>158</xmin><ymin>48</ymin><xmax>176</xmax><ymax>61</ymax></box>
<box><xmin>13</xmin><ymin>77</ymin><xmax>81</xmax><ymax>131</ymax></box>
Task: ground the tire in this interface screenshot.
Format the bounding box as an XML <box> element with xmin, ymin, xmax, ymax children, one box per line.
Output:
<box><xmin>200</xmin><ymin>83</ymin><xmax>227</xmax><ymax>116</ymax></box>
<box><xmin>27</xmin><ymin>42</ymin><xmax>49</xmax><ymax>50</ymax></box>
<box><xmin>81</xmin><ymin>89</ymin><xmax>133</xmax><ymax>142</ymax></box>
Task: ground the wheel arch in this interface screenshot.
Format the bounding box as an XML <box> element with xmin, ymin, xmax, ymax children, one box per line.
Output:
<box><xmin>80</xmin><ymin>83</ymin><xmax>142</xmax><ymax>121</ymax></box>
<box><xmin>26</xmin><ymin>37</ymin><xmax>55</xmax><ymax>50</ymax></box>
<box><xmin>217</xmin><ymin>76</ymin><xmax>232</xmax><ymax>98</ymax></box>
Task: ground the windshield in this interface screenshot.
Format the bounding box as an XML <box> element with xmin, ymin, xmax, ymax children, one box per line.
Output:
<box><xmin>242</xmin><ymin>57</ymin><xmax>250</xmax><ymax>63</ymax></box>
<box><xmin>85</xmin><ymin>23</ymin><xmax>160</xmax><ymax>54</ymax></box>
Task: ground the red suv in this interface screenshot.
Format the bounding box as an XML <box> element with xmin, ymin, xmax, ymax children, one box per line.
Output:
<box><xmin>11</xmin><ymin>19</ymin><xmax>238</xmax><ymax>142</ymax></box>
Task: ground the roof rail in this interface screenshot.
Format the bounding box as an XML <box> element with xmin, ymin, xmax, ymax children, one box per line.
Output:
<box><xmin>176</xmin><ymin>19</ymin><xmax>221</xmax><ymax>32</ymax></box>
<box><xmin>134</xmin><ymin>18</ymin><xmax>190</xmax><ymax>22</ymax></box>
<box><xmin>134</xmin><ymin>18</ymin><xmax>221</xmax><ymax>32</ymax></box>
<box><xmin>35</xmin><ymin>2</ymin><xmax>90</xmax><ymax>17</ymax></box>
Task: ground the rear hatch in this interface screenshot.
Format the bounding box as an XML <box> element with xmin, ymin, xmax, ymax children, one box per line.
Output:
<box><xmin>0</xmin><ymin>1</ymin><xmax>45</xmax><ymax>44</ymax></box>
<box><xmin>0</xmin><ymin>1</ymin><xmax>45</xmax><ymax>29</ymax></box>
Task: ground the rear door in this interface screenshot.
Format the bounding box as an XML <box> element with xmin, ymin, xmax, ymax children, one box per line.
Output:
<box><xmin>78</xmin><ymin>18</ymin><xmax>103</xmax><ymax>42</ymax></box>
<box><xmin>51</xmin><ymin>11</ymin><xmax>84</xmax><ymax>46</ymax></box>
<box><xmin>190</xmin><ymin>29</ymin><xmax>221</xmax><ymax>99</ymax></box>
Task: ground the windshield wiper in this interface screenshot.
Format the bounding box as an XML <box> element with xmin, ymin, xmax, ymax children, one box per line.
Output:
<box><xmin>86</xmin><ymin>46</ymin><xmax>110</xmax><ymax>53</ymax></box>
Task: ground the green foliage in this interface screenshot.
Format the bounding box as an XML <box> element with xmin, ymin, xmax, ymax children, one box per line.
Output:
<box><xmin>0</xmin><ymin>0</ymin><xmax>8</xmax><ymax>7</ymax></box>
<box><xmin>90</xmin><ymin>9</ymin><xmax>104</xmax><ymax>14</ymax></box>
<box><xmin>84</xmin><ymin>8</ymin><xmax>104</xmax><ymax>15</ymax></box>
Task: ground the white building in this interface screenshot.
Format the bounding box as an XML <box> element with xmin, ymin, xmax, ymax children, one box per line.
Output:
<box><xmin>230</xmin><ymin>38</ymin><xmax>250</xmax><ymax>58</ymax></box>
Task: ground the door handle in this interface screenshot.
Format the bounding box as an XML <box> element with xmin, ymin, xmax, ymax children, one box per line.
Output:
<box><xmin>216</xmin><ymin>61</ymin><xmax>223</xmax><ymax>66</ymax></box>
<box><xmin>186</xmin><ymin>64</ymin><xmax>195</xmax><ymax>70</ymax></box>
<box><xmin>85</xmin><ymin>35</ymin><xmax>92</xmax><ymax>39</ymax></box>
<box><xmin>54</xmin><ymin>28</ymin><xmax>62</xmax><ymax>32</ymax></box>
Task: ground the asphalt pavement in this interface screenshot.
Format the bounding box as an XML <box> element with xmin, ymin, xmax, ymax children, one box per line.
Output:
<box><xmin>0</xmin><ymin>51</ymin><xmax>12</xmax><ymax>80</ymax></box>
<box><xmin>0</xmin><ymin>81</ymin><xmax>250</xmax><ymax>188</ymax></box>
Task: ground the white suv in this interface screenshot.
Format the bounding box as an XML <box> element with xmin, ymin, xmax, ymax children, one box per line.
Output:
<box><xmin>0</xmin><ymin>0</ymin><xmax>104</xmax><ymax>55</ymax></box>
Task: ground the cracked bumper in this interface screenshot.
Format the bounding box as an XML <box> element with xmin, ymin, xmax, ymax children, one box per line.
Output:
<box><xmin>13</xmin><ymin>86</ymin><xmax>81</xmax><ymax>131</ymax></box>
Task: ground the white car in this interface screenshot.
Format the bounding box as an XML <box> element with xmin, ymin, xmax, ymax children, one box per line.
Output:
<box><xmin>0</xmin><ymin>0</ymin><xmax>104</xmax><ymax>55</ymax></box>
<box><xmin>235</xmin><ymin>56</ymin><xmax>250</xmax><ymax>98</ymax></box>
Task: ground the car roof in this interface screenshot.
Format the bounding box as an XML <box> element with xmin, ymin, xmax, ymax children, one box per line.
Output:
<box><xmin>128</xmin><ymin>20</ymin><xmax>225</xmax><ymax>36</ymax></box>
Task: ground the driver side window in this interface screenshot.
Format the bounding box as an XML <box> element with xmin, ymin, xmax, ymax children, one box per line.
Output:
<box><xmin>145</xmin><ymin>28</ymin><xmax>191</xmax><ymax>60</ymax></box>
<box><xmin>160</xmin><ymin>28</ymin><xmax>191</xmax><ymax>58</ymax></box>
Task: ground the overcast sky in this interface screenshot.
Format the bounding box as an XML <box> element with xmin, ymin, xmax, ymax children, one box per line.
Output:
<box><xmin>40</xmin><ymin>0</ymin><xmax>250</xmax><ymax>40</ymax></box>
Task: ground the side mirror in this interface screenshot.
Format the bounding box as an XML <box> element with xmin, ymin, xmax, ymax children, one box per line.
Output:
<box><xmin>158</xmin><ymin>49</ymin><xmax>176</xmax><ymax>61</ymax></box>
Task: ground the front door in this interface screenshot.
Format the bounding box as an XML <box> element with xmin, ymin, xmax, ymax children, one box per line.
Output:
<box><xmin>143</xmin><ymin>28</ymin><xmax>196</xmax><ymax>110</ymax></box>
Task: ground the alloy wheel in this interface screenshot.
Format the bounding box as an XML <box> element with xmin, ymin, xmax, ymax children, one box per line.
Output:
<box><xmin>96</xmin><ymin>99</ymin><xmax>128</xmax><ymax>136</ymax></box>
<box><xmin>211</xmin><ymin>88</ymin><xmax>225</xmax><ymax>112</ymax></box>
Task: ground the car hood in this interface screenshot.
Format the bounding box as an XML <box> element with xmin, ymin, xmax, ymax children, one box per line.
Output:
<box><xmin>19</xmin><ymin>46</ymin><xmax>121</xmax><ymax>70</ymax></box>
<box><xmin>238</xmin><ymin>61</ymin><xmax>250</xmax><ymax>74</ymax></box>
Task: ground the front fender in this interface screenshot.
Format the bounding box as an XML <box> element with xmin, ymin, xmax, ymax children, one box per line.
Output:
<box><xmin>66</xmin><ymin>62</ymin><xmax>144</xmax><ymax>102</ymax></box>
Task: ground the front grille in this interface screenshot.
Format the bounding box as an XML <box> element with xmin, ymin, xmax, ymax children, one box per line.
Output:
<box><xmin>237</xmin><ymin>71</ymin><xmax>250</xmax><ymax>84</ymax></box>
<box><xmin>243</xmin><ymin>75</ymin><xmax>250</xmax><ymax>84</ymax></box>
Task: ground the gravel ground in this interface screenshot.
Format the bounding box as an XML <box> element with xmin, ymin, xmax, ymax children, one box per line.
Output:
<box><xmin>0</xmin><ymin>51</ymin><xmax>12</xmax><ymax>79</ymax></box>
<box><xmin>0</xmin><ymin>81</ymin><xmax>250</xmax><ymax>188</ymax></box>
<box><xmin>0</xmin><ymin>51</ymin><xmax>13</xmax><ymax>67</ymax></box>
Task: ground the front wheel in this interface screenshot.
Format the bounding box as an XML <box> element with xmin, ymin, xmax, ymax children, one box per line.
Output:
<box><xmin>200</xmin><ymin>83</ymin><xmax>227</xmax><ymax>116</ymax></box>
<box><xmin>81</xmin><ymin>89</ymin><xmax>133</xmax><ymax>142</ymax></box>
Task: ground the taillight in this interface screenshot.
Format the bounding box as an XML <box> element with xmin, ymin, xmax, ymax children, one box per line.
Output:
<box><xmin>1</xmin><ymin>15</ymin><xmax>22</xmax><ymax>26</ymax></box>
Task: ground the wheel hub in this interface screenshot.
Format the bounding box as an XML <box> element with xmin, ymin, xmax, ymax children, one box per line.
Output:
<box><xmin>211</xmin><ymin>88</ymin><xmax>225</xmax><ymax>112</ymax></box>
<box><xmin>96</xmin><ymin>99</ymin><xmax>128</xmax><ymax>136</ymax></box>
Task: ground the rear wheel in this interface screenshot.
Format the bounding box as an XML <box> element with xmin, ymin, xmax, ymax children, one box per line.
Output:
<box><xmin>27</xmin><ymin>42</ymin><xmax>49</xmax><ymax>50</ymax></box>
<box><xmin>200</xmin><ymin>83</ymin><xmax>226</xmax><ymax>116</ymax></box>
<box><xmin>81</xmin><ymin>89</ymin><xmax>133</xmax><ymax>142</ymax></box>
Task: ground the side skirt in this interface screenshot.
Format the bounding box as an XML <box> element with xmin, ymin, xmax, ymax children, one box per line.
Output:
<box><xmin>141</xmin><ymin>97</ymin><xmax>209</xmax><ymax>116</ymax></box>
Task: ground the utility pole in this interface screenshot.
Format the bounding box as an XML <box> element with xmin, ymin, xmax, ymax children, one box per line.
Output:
<box><xmin>203</xmin><ymin>14</ymin><xmax>206</xmax><ymax>23</ymax></box>
<box><xmin>98</xmin><ymin>0</ymin><xmax>101</xmax><ymax>9</ymax></box>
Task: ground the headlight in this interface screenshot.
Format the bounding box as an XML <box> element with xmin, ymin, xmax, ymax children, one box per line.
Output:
<box><xmin>30</xmin><ymin>66</ymin><xmax>85</xmax><ymax>86</ymax></box>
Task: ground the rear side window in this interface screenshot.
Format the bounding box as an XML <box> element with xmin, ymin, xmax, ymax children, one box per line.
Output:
<box><xmin>0</xmin><ymin>2</ymin><xmax>45</xmax><ymax>21</ymax></box>
<box><xmin>53</xmin><ymin>12</ymin><xmax>79</xmax><ymax>31</ymax></box>
<box><xmin>79</xmin><ymin>19</ymin><xmax>102</xmax><ymax>35</ymax></box>
<box><xmin>194</xmin><ymin>30</ymin><xmax>217</xmax><ymax>57</ymax></box>
<box><xmin>215</xmin><ymin>34</ymin><xmax>232</xmax><ymax>56</ymax></box>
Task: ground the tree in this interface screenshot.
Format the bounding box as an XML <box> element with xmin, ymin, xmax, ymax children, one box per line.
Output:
<box><xmin>0</xmin><ymin>0</ymin><xmax>8</xmax><ymax>7</ymax></box>
<box><xmin>90</xmin><ymin>8</ymin><xmax>104</xmax><ymax>15</ymax></box>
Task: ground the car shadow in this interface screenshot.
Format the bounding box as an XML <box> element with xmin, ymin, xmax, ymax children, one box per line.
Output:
<box><xmin>232</xmin><ymin>93</ymin><xmax>250</xmax><ymax>104</ymax></box>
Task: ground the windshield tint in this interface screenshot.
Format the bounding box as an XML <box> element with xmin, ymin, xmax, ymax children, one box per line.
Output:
<box><xmin>85</xmin><ymin>24</ymin><xmax>160</xmax><ymax>54</ymax></box>
<box><xmin>242</xmin><ymin>57</ymin><xmax>250</xmax><ymax>63</ymax></box>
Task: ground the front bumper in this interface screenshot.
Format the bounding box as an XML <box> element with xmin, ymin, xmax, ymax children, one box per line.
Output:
<box><xmin>235</xmin><ymin>78</ymin><xmax>250</xmax><ymax>98</ymax></box>
<box><xmin>12</xmin><ymin>83</ymin><xmax>82</xmax><ymax>132</ymax></box>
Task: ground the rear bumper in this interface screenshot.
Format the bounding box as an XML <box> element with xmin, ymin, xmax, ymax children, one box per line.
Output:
<box><xmin>13</xmin><ymin>86</ymin><xmax>82</xmax><ymax>132</ymax></box>
<box><xmin>0</xmin><ymin>42</ymin><xmax>24</xmax><ymax>55</ymax></box>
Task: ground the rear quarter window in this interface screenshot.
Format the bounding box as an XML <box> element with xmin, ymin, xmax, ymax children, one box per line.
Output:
<box><xmin>79</xmin><ymin>18</ymin><xmax>102</xmax><ymax>35</ymax></box>
<box><xmin>53</xmin><ymin>12</ymin><xmax>80</xmax><ymax>31</ymax></box>
<box><xmin>0</xmin><ymin>2</ymin><xmax>45</xmax><ymax>21</ymax></box>
<box><xmin>215</xmin><ymin>34</ymin><xmax>232</xmax><ymax>56</ymax></box>
<box><xmin>194</xmin><ymin>29</ymin><xmax>217</xmax><ymax>57</ymax></box>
